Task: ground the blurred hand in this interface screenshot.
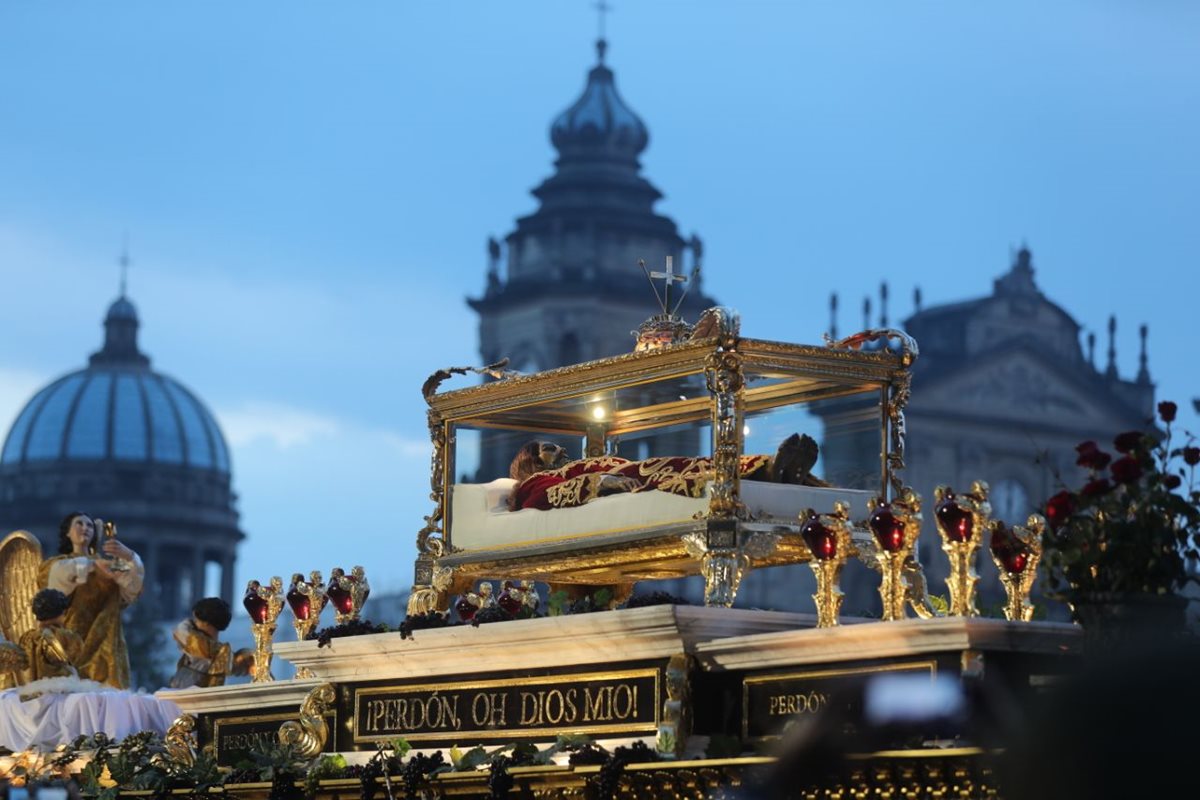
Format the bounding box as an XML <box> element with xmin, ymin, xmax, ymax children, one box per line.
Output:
<box><xmin>599</xmin><ymin>475</ymin><xmax>639</xmax><ymax>495</ymax></box>
<box><xmin>102</xmin><ymin>539</ymin><xmax>134</xmax><ymax>561</ymax></box>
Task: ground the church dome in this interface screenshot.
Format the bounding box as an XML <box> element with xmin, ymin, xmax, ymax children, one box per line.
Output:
<box><xmin>550</xmin><ymin>39</ymin><xmax>649</xmax><ymax>162</ymax></box>
<box><xmin>0</xmin><ymin>295</ymin><xmax>230</xmax><ymax>473</ymax></box>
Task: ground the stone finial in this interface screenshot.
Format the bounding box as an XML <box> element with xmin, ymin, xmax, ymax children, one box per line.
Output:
<box><xmin>913</xmin><ymin>286</ymin><xmax>922</xmax><ymax>314</ymax></box>
<box><xmin>862</xmin><ymin>296</ymin><xmax>871</xmax><ymax>331</ymax></box>
<box><xmin>880</xmin><ymin>281</ymin><xmax>889</xmax><ymax>327</ymax></box>
<box><xmin>829</xmin><ymin>292</ymin><xmax>838</xmax><ymax>339</ymax></box>
<box><xmin>1137</xmin><ymin>323</ymin><xmax>1150</xmax><ymax>384</ymax></box>
<box><xmin>1087</xmin><ymin>332</ymin><xmax>1096</xmax><ymax>369</ymax></box>
<box><xmin>1106</xmin><ymin>315</ymin><xmax>1118</xmax><ymax>379</ymax></box>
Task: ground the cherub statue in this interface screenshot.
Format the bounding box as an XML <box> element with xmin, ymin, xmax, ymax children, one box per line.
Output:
<box><xmin>507</xmin><ymin>433</ymin><xmax>829</xmax><ymax>511</ymax></box>
<box><xmin>18</xmin><ymin>589</ymin><xmax>84</xmax><ymax>683</ymax></box>
<box><xmin>168</xmin><ymin>597</ymin><xmax>252</xmax><ymax>689</ymax></box>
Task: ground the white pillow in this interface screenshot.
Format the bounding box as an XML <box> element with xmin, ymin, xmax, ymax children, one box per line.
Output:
<box><xmin>483</xmin><ymin>478</ymin><xmax>518</xmax><ymax>513</ymax></box>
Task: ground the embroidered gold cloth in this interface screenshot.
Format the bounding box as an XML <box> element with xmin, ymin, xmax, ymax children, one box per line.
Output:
<box><xmin>513</xmin><ymin>454</ymin><xmax>772</xmax><ymax>511</ymax></box>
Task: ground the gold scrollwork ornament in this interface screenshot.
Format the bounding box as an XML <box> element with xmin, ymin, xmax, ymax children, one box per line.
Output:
<box><xmin>278</xmin><ymin>682</ymin><xmax>337</xmax><ymax>760</ymax></box>
<box><xmin>164</xmin><ymin>714</ymin><xmax>198</xmax><ymax>769</ymax></box>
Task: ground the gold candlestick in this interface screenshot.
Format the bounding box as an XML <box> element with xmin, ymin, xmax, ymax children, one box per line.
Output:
<box><xmin>866</xmin><ymin>488</ymin><xmax>923</xmax><ymax>621</ymax></box>
<box><xmin>244</xmin><ymin>577</ymin><xmax>284</xmax><ymax>683</ymax></box>
<box><xmin>989</xmin><ymin>514</ymin><xmax>1044</xmax><ymax>622</ymax></box>
<box><xmin>933</xmin><ymin>482</ymin><xmax>991</xmax><ymax>617</ymax></box>
<box><xmin>800</xmin><ymin>502</ymin><xmax>854</xmax><ymax>628</ymax></box>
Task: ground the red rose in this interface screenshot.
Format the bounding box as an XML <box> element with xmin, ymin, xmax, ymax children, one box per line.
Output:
<box><xmin>1164</xmin><ymin>474</ymin><xmax>1182</xmax><ymax>490</ymax></box>
<box><xmin>1184</xmin><ymin>447</ymin><xmax>1200</xmax><ymax>466</ymax></box>
<box><xmin>1110</xmin><ymin>456</ymin><xmax>1143</xmax><ymax>485</ymax></box>
<box><xmin>1082</xmin><ymin>478</ymin><xmax>1112</xmax><ymax>496</ymax></box>
<box><xmin>1045</xmin><ymin>490</ymin><xmax>1075</xmax><ymax>530</ymax></box>
<box><xmin>1113</xmin><ymin>431</ymin><xmax>1144</xmax><ymax>454</ymax></box>
<box><xmin>1075</xmin><ymin>441</ymin><xmax>1112</xmax><ymax>471</ymax></box>
<box><xmin>1158</xmin><ymin>401</ymin><xmax>1177</xmax><ymax>423</ymax></box>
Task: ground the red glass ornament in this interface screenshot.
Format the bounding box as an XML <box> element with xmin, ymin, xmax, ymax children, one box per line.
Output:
<box><xmin>935</xmin><ymin>496</ymin><xmax>974</xmax><ymax>542</ymax></box>
<box><xmin>800</xmin><ymin>514</ymin><xmax>838</xmax><ymax>560</ymax></box>
<box><xmin>497</xmin><ymin>588</ymin><xmax>524</xmax><ymax>617</ymax></box>
<box><xmin>244</xmin><ymin>590</ymin><xmax>268</xmax><ymax>624</ymax></box>
<box><xmin>326</xmin><ymin>580</ymin><xmax>353</xmax><ymax>615</ymax></box>
<box><xmin>455</xmin><ymin>596</ymin><xmax>479</xmax><ymax>621</ymax></box>
<box><xmin>990</xmin><ymin>527</ymin><xmax>1030</xmax><ymax>574</ymax></box>
<box><xmin>286</xmin><ymin>584</ymin><xmax>311</xmax><ymax>621</ymax></box>
<box><xmin>869</xmin><ymin>506</ymin><xmax>906</xmax><ymax>553</ymax></box>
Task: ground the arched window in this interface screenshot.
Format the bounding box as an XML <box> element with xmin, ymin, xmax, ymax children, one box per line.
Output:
<box><xmin>991</xmin><ymin>478</ymin><xmax>1031</xmax><ymax>523</ymax></box>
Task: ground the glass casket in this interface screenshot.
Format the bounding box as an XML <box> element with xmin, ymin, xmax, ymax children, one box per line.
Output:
<box><xmin>409</xmin><ymin>311</ymin><xmax>915</xmax><ymax>613</ymax></box>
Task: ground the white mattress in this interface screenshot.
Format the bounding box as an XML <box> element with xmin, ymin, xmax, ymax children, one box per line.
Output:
<box><xmin>449</xmin><ymin>478</ymin><xmax>875</xmax><ymax>551</ymax></box>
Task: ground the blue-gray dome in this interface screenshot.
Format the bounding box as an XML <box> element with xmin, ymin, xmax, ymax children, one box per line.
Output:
<box><xmin>550</xmin><ymin>39</ymin><xmax>649</xmax><ymax>163</ymax></box>
<box><xmin>0</xmin><ymin>295</ymin><xmax>231</xmax><ymax>473</ymax></box>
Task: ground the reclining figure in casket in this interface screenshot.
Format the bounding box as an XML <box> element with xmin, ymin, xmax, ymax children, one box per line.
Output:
<box><xmin>508</xmin><ymin>434</ymin><xmax>827</xmax><ymax>511</ymax></box>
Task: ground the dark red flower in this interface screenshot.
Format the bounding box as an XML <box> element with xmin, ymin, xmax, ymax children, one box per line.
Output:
<box><xmin>1045</xmin><ymin>491</ymin><xmax>1075</xmax><ymax>530</ymax></box>
<box><xmin>1158</xmin><ymin>401</ymin><xmax>1177</xmax><ymax>423</ymax></box>
<box><xmin>1113</xmin><ymin>431</ymin><xmax>1144</xmax><ymax>454</ymax></box>
<box><xmin>1075</xmin><ymin>441</ymin><xmax>1112</xmax><ymax>471</ymax></box>
<box><xmin>1082</xmin><ymin>478</ymin><xmax>1112</xmax><ymax>496</ymax></box>
<box><xmin>1184</xmin><ymin>447</ymin><xmax>1200</xmax><ymax>466</ymax></box>
<box><xmin>1110</xmin><ymin>456</ymin><xmax>1143</xmax><ymax>485</ymax></box>
<box><xmin>1164</xmin><ymin>474</ymin><xmax>1182</xmax><ymax>490</ymax></box>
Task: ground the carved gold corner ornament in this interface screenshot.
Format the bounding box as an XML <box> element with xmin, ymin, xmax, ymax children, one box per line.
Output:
<box><xmin>934</xmin><ymin>482</ymin><xmax>991</xmax><ymax>617</ymax></box>
<box><xmin>657</xmin><ymin>653</ymin><xmax>693</xmax><ymax>759</ymax></box>
<box><xmin>407</xmin><ymin>565</ymin><xmax>455</xmax><ymax>616</ymax></box>
<box><xmin>704</xmin><ymin>348</ymin><xmax>745</xmax><ymax>522</ymax></box>
<box><xmin>799</xmin><ymin>503</ymin><xmax>855</xmax><ymax>627</ymax></box>
<box><xmin>164</xmin><ymin>714</ymin><xmax>198</xmax><ymax>769</ymax></box>
<box><xmin>989</xmin><ymin>513</ymin><xmax>1045</xmax><ymax>622</ymax></box>
<box><xmin>684</xmin><ymin>529</ymin><xmax>776</xmax><ymax>608</ymax></box>
<box><xmin>864</xmin><ymin>488</ymin><xmax>924</xmax><ymax>621</ymax></box>
<box><xmin>278</xmin><ymin>682</ymin><xmax>337</xmax><ymax>760</ymax></box>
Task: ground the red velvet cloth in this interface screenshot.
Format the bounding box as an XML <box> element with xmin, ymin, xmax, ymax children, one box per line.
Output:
<box><xmin>511</xmin><ymin>454</ymin><xmax>772</xmax><ymax>510</ymax></box>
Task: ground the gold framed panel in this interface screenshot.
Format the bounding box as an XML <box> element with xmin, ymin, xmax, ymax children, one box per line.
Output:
<box><xmin>352</xmin><ymin>668</ymin><xmax>661</xmax><ymax>744</ymax></box>
<box><xmin>741</xmin><ymin>660</ymin><xmax>938</xmax><ymax>741</ymax></box>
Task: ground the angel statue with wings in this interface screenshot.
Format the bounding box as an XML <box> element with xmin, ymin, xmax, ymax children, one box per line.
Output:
<box><xmin>1</xmin><ymin>511</ymin><xmax>145</xmax><ymax>690</ymax></box>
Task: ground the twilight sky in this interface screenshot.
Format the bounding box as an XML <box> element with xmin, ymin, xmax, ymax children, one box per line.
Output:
<box><xmin>1</xmin><ymin>1</ymin><xmax>1197</xmax><ymax>601</ymax></box>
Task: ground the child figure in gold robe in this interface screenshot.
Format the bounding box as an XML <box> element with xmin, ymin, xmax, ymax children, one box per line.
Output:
<box><xmin>169</xmin><ymin>597</ymin><xmax>235</xmax><ymax>689</ymax></box>
<box><xmin>18</xmin><ymin>589</ymin><xmax>84</xmax><ymax>683</ymax></box>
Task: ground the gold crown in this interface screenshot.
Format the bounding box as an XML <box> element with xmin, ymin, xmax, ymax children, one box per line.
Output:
<box><xmin>633</xmin><ymin>256</ymin><xmax>694</xmax><ymax>352</ymax></box>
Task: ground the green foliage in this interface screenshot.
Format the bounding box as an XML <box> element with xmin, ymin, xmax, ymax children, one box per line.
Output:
<box><xmin>547</xmin><ymin>587</ymin><xmax>613</xmax><ymax>616</ymax></box>
<box><xmin>448</xmin><ymin>744</ymin><xmax>489</xmax><ymax>771</ymax></box>
<box><xmin>240</xmin><ymin>739</ymin><xmax>308</xmax><ymax>781</ymax></box>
